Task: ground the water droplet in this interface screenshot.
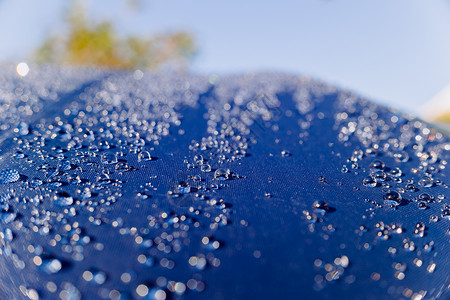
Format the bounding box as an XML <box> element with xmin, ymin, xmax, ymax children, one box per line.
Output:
<box><xmin>430</xmin><ymin>215</ymin><xmax>439</xmax><ymax>223</ymax></box>
<box><xmin>441</xmin><ymin>207</ymin><xmax>450</xmax><ymax>220</ymax></box>
<box><xmin>201</xmin><ymin>164</ymin><xmax>211</xmax><ymax>172</ymax></box>
<box><xmin>48</xmin><ymin>181</ymin><xmax>63</xmax><ymax>188</ymax></box>
<box><xmin>214</xmin><ymin>168</ymin><xmax>230</xmax><ymax>180</ymax></box>
<box><xmin>418</xmin><ymin>193</ymin><xmax>432</xmax><ymax>202</ymax></box>
<box><xmin>82</xmin><ymin>269</ymin><xmax>107</xmax><ymax>285</ymax></box>
<box><xmin>134</xmin><ymin>138</ymin><xmax>145</xmax><ymax>147</ymax></box>
<box><xmin>69</xmin><ymin>175</ymin><xmax>81</xmax><ymax>184</ymax></box>
<box><xmin>372</xmin><ymin>170</ymin><xmax>387</xmax><ymax>182</ymax></box>
<box><xmin>0</xmin><ymin>200</ymin><xmax>9</xmax><ymax>212</ymax></box>
<box><xmin>0</xmin><ymin>193</ymin><xmax>13</xmax><ymax>224</ymax></box>
<box><xmin>189</xmin><ymin>255</ymin><xmax>207</xmax><ymax>271</ymax></box>
<box><xmin>115</xmin><ymin>162</ymin><xmax>131</xmax><ymax>172</ymax></box>
<box><xmin>30</xmin><ymin>178</ymin><xmax>43</xmax><ymax>187</ymax></box>
<box><xmin>406</xmin><ymin>183</ymin><xmax>416</xmax><ymax>191</ymax></box>
<box><xmin>202</xmin><ymin>236</ymin><xmax>220</xmax><ymax>250</ymax></box>
<box><xmin>101</xmin><ymin>152</ymin><xmax>117</xmax><ymax>164</ymax></box>
<box><xmin>39</xmin><ymin>257</ymin><xmax>62</xmax><ymax>274</ymax></box>
<box><xmin>383</xmin><ymin>191</ymin><xmax>402</xmax><ymax>206</ymax></box>
<box><xmin>393</xmin><ymin>151</ymin><xmax>409</xmax><ymax>163</ymax></box>
<box><xmin>53</xmin><ymin>191</ymin><xmax>74</xmax><ymax>206</ymax></box>
<box><xmin>1</xmin><ymin>228</ymin><xmax>13</xmax><ymax>242</ymax></box>
<box><xmin>192</xmin><ymin>175</ymin><xmax>202</xmax><ymax>182</ymax></box>
<box><xmin>362</xmin><ymin>176</ymin><xmax>377</xmax><ymax>187</ymax></box>
<box><xmin>418</xmin><ymin>176</ymin><xmax>433</xmax><ymax>188</ymax></box>
<box><xmin>389</xmin><ymin>167</ymin><xmax>402</xmax><ymax>177</ymax></box>
<box><xmin>370</xmin><ymin>160</ymin><xmax>385</xmax><ymax>170</ymax></box>
<box><xmin>365</xmin><ymin>147</ymin><xmax>378</xmax><ymax>157</ymax></box>
<box><xmin>138</xmin><ymin>151</ymin><xmax>152</xmax><ymax>162</ymax></box>
<box><xmin>281</xmin><ymin>150</ymin><xmax>292</xmax><ymax>157</ymax></box>
<box><xmin>59</xmin><ymin>282</ymin><xmax>81</xmax><ymax>300</ymax></box>
<box><xmin>417</xmin><ymin>201</ymin><xmax>428</xmax><ymax>210</ymax></box>
<box><xmin>137</xmin><ymin>254</ymin><xmax>154</xmax><ymax>267</ymax></box>
<box><xmin>96</xmin><ymin>172</ymin><xmax>111</xmax><ymax>185</ymax></box>
<box><xmin>194</xmin><ymin>155</ymin><xmax>204</xmax><ymax>164</ymax></box>
<box><xmin>16</xmin><ymin>122</ymin><xmax>30</xmax><ymax>136</ymax></box>
<box><xmin>318</xmin><ymin>176</ymin><xmax>328</xmax><ymax>184</ymax></box>
<box><xmin>14</xmin><ymin>151</ymin><xmax>25</xmax><ymax>159</ymax></box>
<box><xmin>312</xmin><ymin>200</ymin><xmax>331</xmax><ymax>214</ymax></box>
<box><xmin>177</xmin><ymin>182</ymin><xmax>191</xmax><ymax>194</ymax></box>
<box><xmin>58</xmin><ymin>159</ymin><xmax>72</xmax><ymax>171</ymax></box>
<box><xmin>351</xmin><ymin>150</ymin><xmax>363</xmax><ymax>161</ymax></box>
<box><xmin>0</xmin><ymin>210</ymin><xmax>16</xmax><ymax>224</ymax></box>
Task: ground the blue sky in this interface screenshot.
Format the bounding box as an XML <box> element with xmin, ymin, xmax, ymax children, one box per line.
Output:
<box><xmin>0</xmin><ymin>0</ymin><xmax>449</xmax><ymax>115</ymax></box>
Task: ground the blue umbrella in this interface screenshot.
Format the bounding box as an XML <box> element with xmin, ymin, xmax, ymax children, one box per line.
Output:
<box><xmin>0</xmin><ymin>67</ymin><xmax>448</xmax><ymax>299</ymax></box>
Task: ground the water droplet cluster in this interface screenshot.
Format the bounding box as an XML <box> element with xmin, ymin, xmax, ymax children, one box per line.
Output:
<box><xmin>0</xmin><ymin>67</ymin><xmax>447</xmax><ymax>299</ymax></box>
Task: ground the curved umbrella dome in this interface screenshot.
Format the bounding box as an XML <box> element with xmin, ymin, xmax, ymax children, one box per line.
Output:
<box><xmin>0</xmin><ymin>67</ymin><xmax>448</xmax><ymax>300</ymax></box>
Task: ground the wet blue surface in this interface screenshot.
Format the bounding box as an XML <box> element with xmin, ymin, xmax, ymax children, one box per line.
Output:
<box><xmin>0</xmin><ymin>68</ymin><xmax>448</xmax><ymax>299</ymax></box>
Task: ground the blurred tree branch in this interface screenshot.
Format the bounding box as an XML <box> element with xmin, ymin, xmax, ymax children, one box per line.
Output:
<box><xmin>33</xmin><ymin>1</ymin><xmax>196</xmax><ymax>71</ymax></box>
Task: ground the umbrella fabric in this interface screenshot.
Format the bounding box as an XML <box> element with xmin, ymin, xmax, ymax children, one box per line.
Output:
<box><xmin>0</xmin><ymin>67</ymin><xmax>448</xmax><ymax>300</ymax></box>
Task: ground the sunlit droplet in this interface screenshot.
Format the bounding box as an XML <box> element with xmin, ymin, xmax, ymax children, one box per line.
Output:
<box><xmin>16</xmin><ymin>62</ymin><xmax>29</xmax><ymax>77</ymax></box>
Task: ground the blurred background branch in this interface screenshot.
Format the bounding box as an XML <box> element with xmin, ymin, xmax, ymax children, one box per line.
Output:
<box><xmin>32</xmin><ymin>1</ymin><xmax>197</xmax><ymax>71</ymax></box>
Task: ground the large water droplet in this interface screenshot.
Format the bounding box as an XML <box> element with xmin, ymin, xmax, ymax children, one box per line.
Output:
<box><xmin>194</xmin><ymin>155</ymin><xmax>204</xmax><ymax>164</ymax></box>
<box><xmin>138</xmin><ymin>151</ymin><xmax>152</xmax><ymax>162</ymax></box>
<box><xmin>418</xmin><ymin>193</ymin><xmax>432</xmax><ymax>203</ymax></box>
<box><xmin>441</xmin><ymin>207</ymin><xmax>450</xmax><ymax>220</ymax></box>
<box><xmin>369</xmin><ymin>160</ymin><xmax>385</xmax><ymax>170</ymax></box>
<box><xmin>362</xmin><ymin>176</ymin><xmax>377</xmax><ymax>187</ymax></box>
<box><xmin>417</xmin><ymin>201</ymin><xmax>428</xmax><ymax>210</ymax></box>
<box><xmin>389</xmin><ymin>167</ymin><xmax>402</xmax><ymax>177</ymax></box>
<box><xmin>201</xmin><ymin>164</ymin><xmax>211</xmax><ymax>172</ymax></box>
<box><xmin>418</xmin><ymin>176</ymin><xmax>433</xmax><ymax>188</ymax></box>
<box><xmin>214</xmin><ymin>168</ymin><xmax>230</xmax><ymax>181</ymax></box>
<box><xmin>383</xmin><ymin>191</ymin><xmax>402</xmax><ymax>206</ymax></box>
<box><xmin>96</xmin><ymin>172</ymin><xmax>111</xmax><ymax>185</ymax></box>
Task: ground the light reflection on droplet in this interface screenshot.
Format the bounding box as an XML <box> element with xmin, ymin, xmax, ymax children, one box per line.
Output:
<box><xmin>16</xmin><ymin>62</ymin><xmax>30</xmax><ymax>77</ymax></box>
